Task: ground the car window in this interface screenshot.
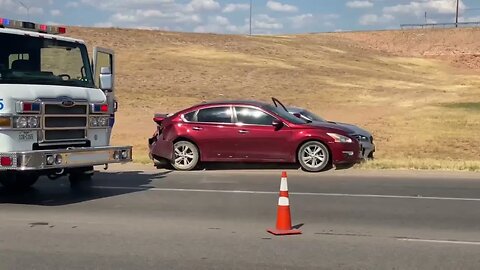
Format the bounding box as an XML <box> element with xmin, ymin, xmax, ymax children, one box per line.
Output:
<box><xmin>264</xmin><ymin>105</ymin><xmax>307</xmax><ymax>124</ymax></box>
<box><xmin>197</xmin><ymin>107</ymin><xmax>233</xmax><ymax>123</ymax></box>
<box><xmin>183</xmin><ymin>111</ymin><xmax>196</xmax><ymax>122</ymax></box>
<box><xmin>302</xmin><ymin>110</ymin><xmax>325</xmax><ymax>122</ymax></box>
<box><xmin>235</xmin><ymin>106</ymin><xmax>275</xmax><ymax>126</ymax></box>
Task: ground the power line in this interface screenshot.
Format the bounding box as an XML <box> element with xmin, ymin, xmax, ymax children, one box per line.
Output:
<box><xmin>14</xmin><ymin>0</ymin><xmax>30</xmax><ymax>20</ymax></box>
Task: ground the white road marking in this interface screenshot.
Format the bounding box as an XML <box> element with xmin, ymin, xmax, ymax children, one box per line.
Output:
<box><xmin>397</xmin><ymin>238</ymin><xmax>480</xmax><ymax>246</ymax></box>
<box><xmin>92</xmin><ymin>186</ymin><xmax>480</xmax><ymax>202</ymax></box>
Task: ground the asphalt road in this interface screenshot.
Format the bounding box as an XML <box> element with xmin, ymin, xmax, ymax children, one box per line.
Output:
<box><xmin>1</xmin><ymin>165</ymin><xmax>480</xmax><ymax>270</ymax></box>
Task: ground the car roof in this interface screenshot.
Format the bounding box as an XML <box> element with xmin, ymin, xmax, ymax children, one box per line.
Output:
<box><xmin>194</xmin><ymin>100</ymin><xmax>271</xmax><ymax>108</ymax></box>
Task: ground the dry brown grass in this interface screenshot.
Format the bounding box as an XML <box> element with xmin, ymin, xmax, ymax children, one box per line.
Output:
<box><xmin>66</xmin><ymin>27</ymin><xmax>480</xmax><ymax>170</ymax></box>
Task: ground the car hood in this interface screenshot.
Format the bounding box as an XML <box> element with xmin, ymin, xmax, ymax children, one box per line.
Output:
<box><xmin>304</xmin><ymin>121</ymin><xmax>356</xmax><ymax>135</ymax></box>
<box><xmin>328</xmin><ymin>121</ymin><xmax>371</xmax><ymax>137</ymax></box>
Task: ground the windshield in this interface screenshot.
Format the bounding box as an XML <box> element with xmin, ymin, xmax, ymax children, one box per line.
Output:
<box><xmin>264</xmin><ymin>104</ymin><xmax>308</xmax><ymax>124</ymax></box>
<box><xmin>0</xmin><ymin>33</ymin><xmax>94</xmax><ymax>88</ymax></box>
<box><xmin>301</xmin><ymin>109</ymin><xmax>326</xmax><ymax>122</ymax></box>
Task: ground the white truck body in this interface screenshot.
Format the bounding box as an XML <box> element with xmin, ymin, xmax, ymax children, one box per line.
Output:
<box><xmin>0</xmin><ymin>19</ymin><xmax>132</xmax><ymax>180</ymax></box>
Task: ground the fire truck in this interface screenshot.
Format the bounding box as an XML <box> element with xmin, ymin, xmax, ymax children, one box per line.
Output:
<box><xmin>0</xmin><ymin>18</ymin><xmax>132</xmax><ymax>189</ymax></box>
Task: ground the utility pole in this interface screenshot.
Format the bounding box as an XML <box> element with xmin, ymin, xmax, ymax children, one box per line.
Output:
<box><xmin>456</xmin><ymin>0</ymin><xmax>459</xmax><ymax>27</ymax></box>
<box><xmin>425</xmin><ymin>11</ymin><xmax>427</xmax><ymax>23</ymax></box>
<box><xmin>249</xmin><ymin>0</ymin><xmax>252</xmax><ymax>35</ymax></box>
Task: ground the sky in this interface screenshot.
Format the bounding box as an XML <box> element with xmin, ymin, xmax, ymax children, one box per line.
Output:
<box><xmin>1</xmin><ymin>0</ymin><xmax>480</xmax><ymax>34</ymax></box>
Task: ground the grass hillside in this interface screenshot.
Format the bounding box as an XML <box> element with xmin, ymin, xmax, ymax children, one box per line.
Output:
<box><xmin>68</xmin><ymin>27</ymin><xmax>480</xmax><ymax>171</ymax></box>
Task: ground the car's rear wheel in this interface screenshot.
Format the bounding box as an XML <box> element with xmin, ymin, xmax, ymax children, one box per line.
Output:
<box><xmin>298</xmin><ymin>141</ymin><xmax>330</xmax><ymax>172</ymax></box>
<box><xmin>171</xmin><ymin>141</ymin><xmax>199</xmax><ymax>171</ymax></box>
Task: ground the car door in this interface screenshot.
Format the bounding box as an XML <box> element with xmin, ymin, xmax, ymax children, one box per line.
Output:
<box><xmin>92</xmin><ymin>47</ymin><xmax>116</xmax><ymax>143</ymax></box>
<box><xmin>185</xmin><ymin>106</ymin><xmax>239</xmax><ymax>161</ymax></box>
<box><xmin>233</xmin><ymin>106</ymin><xmax>292</xmax><ymax>162</ymax></box>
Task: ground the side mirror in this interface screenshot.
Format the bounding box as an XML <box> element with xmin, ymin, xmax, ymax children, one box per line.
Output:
<box><xmin>272</xmin><ymin>119</ymin><xmax>284</xmax><ymax>129</ymax></box>
<box><xmin>99</xmin><ymin>66</ymin><xmax>113</xmax><ymax>92</ymax></box>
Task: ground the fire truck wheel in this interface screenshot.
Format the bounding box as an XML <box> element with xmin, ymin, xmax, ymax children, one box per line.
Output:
<box><xmin>0</xmin><ymin>172</ymin><xmax>38</xmax><ymax>190</ymax></box>
<box><xmin>69</xmin><ymin>167</ymin><xmax>94</xmax><ymax>189</ymax></box>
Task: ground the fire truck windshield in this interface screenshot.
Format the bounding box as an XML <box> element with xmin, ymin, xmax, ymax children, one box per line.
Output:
<box><xmin>0</xmin><ymin>32</ymin><xmax>94</xmax><ymax>88</ymax></box>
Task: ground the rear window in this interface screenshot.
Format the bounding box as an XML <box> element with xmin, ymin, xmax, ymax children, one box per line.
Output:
<box><xmin>197</xmin><ymin>107</ymin><xmax>233</xmax><ymax>123</ymax></box>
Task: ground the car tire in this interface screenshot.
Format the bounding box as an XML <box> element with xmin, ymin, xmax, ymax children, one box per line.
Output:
<box><xmin>297</xmin><ymin>141</ymin><xmax>331</xmax><ymax>172</ymax></box>
<box><xmin>171</xmin><ymin>141</ymin><xmax>199</xmax><ymax>171</ymax></box>
<box><xmin>0</xmin><ymin>172</ymin><xmax>38</xmax><ymax>190</ymax></box>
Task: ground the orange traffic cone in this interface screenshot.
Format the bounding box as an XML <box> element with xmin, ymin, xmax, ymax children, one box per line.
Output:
<box><xmin>267</xmin><ymin>171</ymin><xmax>302</xmax><ymax>236</ymax></box>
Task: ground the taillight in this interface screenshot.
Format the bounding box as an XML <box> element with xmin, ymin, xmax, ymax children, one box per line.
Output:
<box><xmin>0</xmin><ymin>156</ymin><xmax>13</xmax><ymax>167</ymax></box>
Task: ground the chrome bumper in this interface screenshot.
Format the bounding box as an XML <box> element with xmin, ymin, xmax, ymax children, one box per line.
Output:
<box><xmin>0</xmin><ymin>146</ymin><xmax>132</xmax><ymax>171</ymax></box>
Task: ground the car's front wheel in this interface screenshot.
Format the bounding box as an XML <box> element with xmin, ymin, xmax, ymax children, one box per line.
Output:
<box><xmin>171</xmin><ymin>141</ymin><xmax>199</xmax><ymax>171</ymax></box>
<box><xmin>298</xmin><ymin>141</ymin><xmax>331</xmax><ymax>172</ymax></box>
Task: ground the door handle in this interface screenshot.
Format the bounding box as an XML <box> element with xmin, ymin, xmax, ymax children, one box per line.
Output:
<box><xmin>239</xmin><ymin>130</ymin><xmax>249</xmax><ymax>134</ymax></box>
<box><xmin>192</xmin><ymin>126</ymin><xmax>203</xmax><ymax>131</ymax></box>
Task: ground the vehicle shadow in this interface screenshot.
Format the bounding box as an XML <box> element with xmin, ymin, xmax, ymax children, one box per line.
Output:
<box><xmin>0</xmin><ymin>170</ymin><xmax>172</xmax><ymax>206</ymax></box>
<box><xmin>199</xmin><ymin>162</ymin><xmax>301</xmax><ymax>171</ymax></box>
<box><xmin>197</xmin><ymin>162</ymin><xmax>355</xmax><ymax>172</ymax></box>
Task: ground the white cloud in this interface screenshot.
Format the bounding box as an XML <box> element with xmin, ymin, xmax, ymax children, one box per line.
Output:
<box><xmin>80</xmin><ymin>0</ymin><xmax>175</xmax><ymax>10</ymax></box>
<box><xmin>185</xmin><ymin>0</ymin><xmax>221</xmax><ymax>12</ymax></box>
<box><xmin>45</xmin><ymin>21</ymin><xmax>61</xmax><ymax>25</ymax></box>
<box><xmin>212</xmin><ymin>15</ymin><xmax>229</xmax><ymax>26</ymax></box>
<box><xmin>50</xmin><ymin>9</ymin><xmax>62</xmax><ymax>16</ymax></box>
<box><xmin>384</xmin><ymin>0</ymin><xmax>466</xmax><ymax>16</ymax></box>
<box><xmin>222</xmin><ymin>3</ymin><xmax>249</xmax><ymax>13</ymax></box>
<box><xmin>66</xmin><ymin>1</ymin><xmax>79</xmax><ymax>8</ymax></box>
<box><xmin>289</xmin><ymin>13</ymin><xmax>314</xmax><ymax>29</ymax></box>
<box><xmin>94</xmin><ymin>22</ymin><xmax>114</xmax><ymax>28</ymax></box>
<box><xmin>109</xmin><ymin>9</ymin><xmax>202</xmax><ymax>25</ymax></box>
<box><xmin>253</xmin><ymin>14</ymin><xmax>283</xmax><ymax>30</ymax></box>
<box><xmin>359</xmin><ymin>13</ymin><xmax>394</xmax><ymax>25</ymax></box>
<box><xmin>266</xmin><ymin>0</ymin><xmax>298</xmax><ymax>13</ymax></box>
<box><xmin>346</xmin><ymin>1</ymin><xmax>373</xmax><ymax>9</ymax></box>
<box><xmin>194</xmin><ymin>15</ymin><xmax>248</xmax><ymax>34</ymax></box>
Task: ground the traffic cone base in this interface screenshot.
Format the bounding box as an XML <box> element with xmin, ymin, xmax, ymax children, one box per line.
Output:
<box><xmin>267</xmin><ymin>228</ymin><xmax>302</xmax><ymax>236</ymax></box>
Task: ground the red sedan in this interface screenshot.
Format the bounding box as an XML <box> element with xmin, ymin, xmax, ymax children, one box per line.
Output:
<box><xmin>148</xmin><ymin>98</ymin><xmax>362</xmax><ymax>172</ymax></box>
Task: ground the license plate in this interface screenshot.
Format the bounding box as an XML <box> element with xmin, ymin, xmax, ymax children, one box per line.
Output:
<box><xmin>66</xmin><ymin>151</ymin><xmax>111</xmax><ymax>165</ymax></box>
<box><xmin>19</xmin><ymin>131</ymin><xmax>34</xmax><ymax>141</ymax></box>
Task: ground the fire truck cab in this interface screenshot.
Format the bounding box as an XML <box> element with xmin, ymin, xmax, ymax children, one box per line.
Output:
<box><xmin>0</xmin><ymin>18</ymin><xmax>132</xmax><ymax>190</ymax></box>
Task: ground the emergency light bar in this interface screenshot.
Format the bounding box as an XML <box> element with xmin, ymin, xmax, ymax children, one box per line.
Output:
<box><xmin>0</xmin><ymin>18</ymin><xmax>66</xmax><ymax>35</ymax></box>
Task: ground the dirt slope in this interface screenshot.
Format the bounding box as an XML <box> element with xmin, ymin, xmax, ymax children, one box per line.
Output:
<box><xmin>66</xmin><ymin>27</ymin><xmax>480</xmax><ymax>168</ymax></box>
<box><xmin>334</xmin><ymin>28</ymin><xmax>480</xmax><ymax>69</ymax></box>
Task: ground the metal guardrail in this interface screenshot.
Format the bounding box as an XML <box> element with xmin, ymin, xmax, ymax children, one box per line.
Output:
<box><xmin>400</xmin><ymin>21</ymin><xmax>480</xmax><ymax>29</ymax></box>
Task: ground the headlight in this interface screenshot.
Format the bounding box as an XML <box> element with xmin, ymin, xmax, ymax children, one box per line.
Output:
<box><xmin>14</xmin><ymin>116</ymin><xmax>40</xmax><ymax>128</ymax></box>
<box><xmin>90</xmin><ymin>117</ymin><xmax>99</xmax><ymax>127</ymax></box>
<box><xmin>327</xmin><ymin>133</ymin><xmax>353</xmax><ymax>143</ymax></box>
<box><xmin>356</xmin><ymin>135</ymin><xmax>369</xmax><ymax>142</ymax></box>
<box><xmin>15</xmin><ymin>116</ymin><xmax>28</xmax><ymax>128</ymax></box>
<box><xmin>89</xmin><ymin>116</ymin><xmax>109</xmax><ymax>128</ymax></box>
<box><xmin>27</xmin><ymin>116</ymin><xmax>39</xmax><ymax>128</ymax></box>
<box><xmin>98</xmin><ymin>116</ymin><xmax>109</xmax><ymax>127</ymax></box>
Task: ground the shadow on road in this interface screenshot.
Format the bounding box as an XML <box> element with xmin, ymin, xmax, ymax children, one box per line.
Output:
<box><xmin>0</xmin><ymin>170</ymin><xmax>172</xmax><ymax>206</ymax></box>
<box><xmin>200</xmin><ymin>162</ymin><xmax>301</xmax><ymax>171</ymax></box>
